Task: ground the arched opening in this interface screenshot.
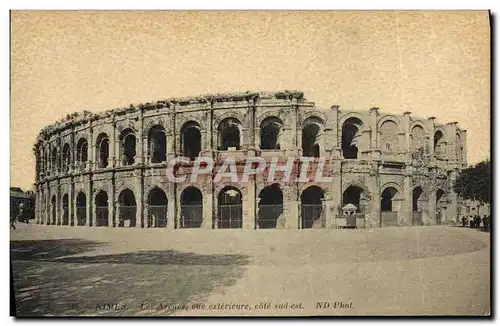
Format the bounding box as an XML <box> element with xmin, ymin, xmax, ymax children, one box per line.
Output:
<box><xmin>76</xmin><ymin>138</ymin><xmax>88</xmax><ymax>170</ymax></box>
<box><xmin>118</xmin><ymin>189</ymin><xmax>136</xmax><ymax>227</ymax></box>
<box><xmin>300</xmin><ymin>186</ymin><xmax>324</xmax><ymax>229</ymax></box>
<box><xmin>181</xmin><ymin>121</ymin><xmax>202</xmax><ymax>160</ymax></box>
<box><xmin>96</xmin><ymin>133</ymin><xmax>109</xmax><ymax>169</ymax></box>
<box><xmin>219</xmin><ymin>118</ymin><xmax>241</xmax><ymax>150</ymax></box>
<box><xmin>51</xmin><ymin>147</ymin><xmax>58</xmax><ymax>174</ymax></box>
<box><xmin>380</xmin><ymin>120</ymin><xmax>400</xmax><ymax>154</ymax></box>
<box><xmin>412</xmin><ymin>187</ymin><xmax>423</xmax><ymax>212</ymax></box>
<box><xmin>411</xmin><ymin>125</ymin><xmax>426</xmax><ymax>152</ymax></box>
<box><xmin>51</xmin><ymin>195</ymin><xmax>56</xmax><ymax>225</ymax></box>
<box><xmin>217</xmin><ymin>186</ymin><xmax>243</xmax><ymax>229</ymax></box>
<box><xmin>148</xmin><ymin>188</ymin><xmax>168</xmax><ymax>228</ymax></box>
<box><xmin>95</xmin><ymin>190</ymin><xmax>109</xmax><ymax>227</ymax></box>
<box><xmin>436</xmin><ymin>189</ymin><xmax>445</xmax><ymax>225</ymax></box>
<box><xmin>260</xmin><ymin>117</ymin><xmax>282</xmax><ymax>150</ymax></box>
<box><xmin>62</xmin><ymin>143</ymin><xmax>71</xmax><ymax>173</ymax></box>
<box><xmin>380</xmin><ymin>186</ymin><xmax>399</xmax><ymax>227</ymax></box>
<box><xmin>180</xmin><ymin>187</ymin><xmax>203</xmax><ymax>228</ymax></box>
<box><xmin>62</xmin><ymin>194</ymin><xmax>69</xmax><ymax>225</ymax></box>
<box><xmin>381</xmin><ymin>187</ymin><xmax>398</xmax><ymax>212</ymax></box>
<box><xmin>302</xmin><ymin>123</ymin><xmax>320</xmax><ymax>157</ymax></box>
<box><xmin>434</xmin><ymin>130</ymin><xmax>444</xmax><ymax>157</ymax></box>
<box><xmin>76</xmin><ymin>192</ymin><xmax>86</xmax><ymax>226</ymax></box>
<box><xmin>120</xmin><ymin>129</ymin><xmax>136</xmax><ymax>166</ymax></box>
<box><xmin>412</xmin><ymin>186</ymin><xmax>424</xmax><ymax>226</ymax></box>
<box><xmin>342</xmin><ymin>186</ymin><xmax>364</xmax><ymax>212</ymax></box>
<box><xmin>148</xmin><ymin>125</ymin><xmax>167</xmax><ymax>163</ymax></box>
<box><xmin>341</xmin><ymin>117</ymin><xmax>363</xmax><ymax>159</ymax></box>
<box><xmin>258</xmin><ymin>184</ymin><xmax>283</xmax><ymax>229</ymax></box>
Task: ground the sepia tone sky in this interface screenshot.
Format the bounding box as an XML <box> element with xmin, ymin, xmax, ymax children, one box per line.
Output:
<box><xmin>11</xmin><ymin>10</ymin><xmax>490</xmax><ymax>190</ymax></box>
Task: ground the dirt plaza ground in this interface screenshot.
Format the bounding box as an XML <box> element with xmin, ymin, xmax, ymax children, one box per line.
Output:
<box><xmin>10</xmin><ymin>223</ymin><xmax>490</xmax><ymax>316</ymax></box>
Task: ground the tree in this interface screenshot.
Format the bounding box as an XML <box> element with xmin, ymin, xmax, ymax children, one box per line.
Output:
<box><xmin>453</xmin><ymin>160</ymin><xmax>491</xmax><ymax>204</ymax></box>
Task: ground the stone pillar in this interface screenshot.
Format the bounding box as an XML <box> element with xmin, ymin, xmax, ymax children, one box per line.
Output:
<box><xmin>448</xmin><ymin>170</ymin><xmax>459</xmax><ymax>223</ymax></box>
<box><xmin>427</xmin><ymin>188</ymin><xmax>437</xmax><ymax>225</ymax></box>
<box><xmin>43</xmin><ymin>188</ymin><xmax>47</xmax><ymax>225</ymax></box>
<box><xmin>370</xmin><ymin>107</ymin><xmax>381</xmax><ymax>160</ymax></box>
<box><xmin>88</xmin><ymin>126</ymin><xmax>94</xmax><ymax>172</ymax></box>
<box><xmin>166</xmin><ymin>186</ymin><xmax>175</xmax><ymax>229</ymax></box>
<box><xmin>109</xmin><ymin>179</ymin><xmax>116</xmax><ymax>227</ymax></box>
<box><xmin>34</xmin><ymin>188</ymin><xmax>40</xmax><ymax>224</ymax></box>
<box><xmin>110</xmin><ymin>116</ymin><xmax>116</xmax><ymax>168</ymax></box>
<box><xmin>289</xmin><ymin>103</ymin><xmax>299</xmax><ymax>158</ymax></box>
<box><xmin>245</xmin><ymin>179</ymin><xmax>256</xmax><ymax>229</ymax></box>
<box><xmin>329</xmin><ymin>160</ymin><xmax>342</xmax><ymax>228</ymax></box>
<box><xmin>427</xmin><ymin>117</ymin><xmax>436</xmax><ymax>156</ymax></box>
<box><xmin>329</xmin><ymin>105</ymin><xmax>340</xmax><ymax>158</ymax></box>
<box><xmin>135</xmin><ymin>170</ymin><xmax>143</xmax><ymax>228</ymax></box>
<box><xmin>114</xmin><ymin>123</ymin><xmax>121</xmax><ymax>168</ymax></box>
<box><xmin>143</xmin><ymin>204</ymin><xmax>149</xmax><ymax>228</ymax></box>
<box><xmin>284</xmin><ymin>184</ymin><xmax>299</xmax><ymax>229</ymax></box>
<box><xmin>201</xmin><ymin>183</ymin><xmax>212</xmax><ymax>229</ymax></box>
<box><xmin>69</xmin><ymin>183</ymin><xmax>74</xmax><ymax>226</ymax></box>
<box><xmin>86</xmin><ymin>178</ymin><xmax>93</xmax><ymax>227</ymax></box>
<box><xmin>402</xmin><ymin>172</ymin><xmax>412</xmax><ymax>226</ymax></box>
<box><xmin>367</xmin><ymin>170</ymin><xmax>380</xmax><ymax>228</ymax></box>
<box><xmin>55</xmin><ymin>184</ymin><xmax>61</xmax><ymax>225</ymax></box>
<box><xmin>136</xmin><ymin>114</ymin><xmax>144</xmax><ymax>165</ymax></box>
<box><xmin>461</xmin><ymin>130</ymin><xmax>468</xmax><ymax>167</ymax></box>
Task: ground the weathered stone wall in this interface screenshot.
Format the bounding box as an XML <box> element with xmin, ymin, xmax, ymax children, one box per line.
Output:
<box><xmin>33</xmin><ymin>91</ymin><xmax>467</xmax><ymax>229</ymax></box>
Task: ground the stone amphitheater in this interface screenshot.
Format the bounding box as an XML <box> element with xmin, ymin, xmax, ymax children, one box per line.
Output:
<box><xmin>32</xmin><ymin>90</ymin><xmax>468</xmax><ymax>230</ymax></box>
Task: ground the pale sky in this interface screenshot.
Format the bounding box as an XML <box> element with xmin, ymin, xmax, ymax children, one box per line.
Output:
<box><xmin>11</xmin><ymin>11</ymin><xmax>490</xmax><ymax>190</ymax></box>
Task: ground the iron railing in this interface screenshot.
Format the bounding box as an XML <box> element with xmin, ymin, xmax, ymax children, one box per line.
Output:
<box><xmin>180</xmin><ymin>205</ymin><xmax>203</xmax><ymax>228</ymax></box>
<box><xmin>76</xmin><ymin>207</ymin><xmax>86</xmax><ymax>226</ymax></box>
<box><xmin>300</xmin><ymin>204</ymin><xmax>325</xmax><ymax>229</ymax></box>
<box><xmin>217</xmin><ymin>204</ymin><xmax>243</xmax><ymax>229</ymax></box>
<box><xmin>412</xmin><ymin>211</ymin><xmax>423</xmax><ymax>226</ymax></box>
<box><xmin>61</xmin><ymin>206</ymin><xmax>70</xmax><ymax>225</ymax></box>
<box><xmin>148</xmin><ymin>205</ymin><xmax>168</xmax><ymax>228</ymax></box>
<box><xmin>380</xmin><ymin>211</ymin><xmax>398</xmax><ymax>227</ymax></box>
<box><xmin>257</xmin><ymin>204</ymin><xmax>283</xmax><ymax>229</ymax></box>
<box><xmin>118</xmin><ymin>206</ymin><xmax>137</xmax><ymax>227</ymax></box>
<box><xmin>95</xmin><ymin>206</ymin><xmax>109</xmax><ymax>227</ymax></box>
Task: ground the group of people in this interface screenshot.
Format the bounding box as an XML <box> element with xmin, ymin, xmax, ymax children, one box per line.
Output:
<box><xmin>462</xmin><ymin>215</ymin><xmax>490</xmax><ymax>231</ymax></box>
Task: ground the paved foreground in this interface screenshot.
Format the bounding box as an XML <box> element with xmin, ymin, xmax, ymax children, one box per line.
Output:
<box><xmin>10</xmin><ymin>224</ymin><xmax>490</xmax><ymax>316</ymax></box>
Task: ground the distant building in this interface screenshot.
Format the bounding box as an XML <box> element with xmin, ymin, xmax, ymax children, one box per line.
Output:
<box><xmin>10</xmin><ymin>187</ymin><xmax>35</xmax><ymax>220</ymax></box>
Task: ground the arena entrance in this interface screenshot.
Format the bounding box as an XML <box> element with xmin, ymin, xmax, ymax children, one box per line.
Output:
<box><xmin>300</xmin><ymin>186</ymin><xmax>325</xmax><ymax>229</ymax></box>
<box><xmin>76</xmin><ymin>192</ymin><xmax>86</xmax><ymax>226</ymax></box>
<box><xmin>180</xmin><ymin>187</ymin><xmax>203</xmax><ymax>228</ymax></box>
<box><xmin>257</xmin><ymin>184</ymin><xmax>283</xmax><ymax>229</ymax></box>
<box><xmin>62</xmin><ymin>194</ymin><xmax>69</xmax><ymax>225</ymax></box>
<box><xmin>412</xmin><ymin>187</ymin><xmax>424</xmax><ymax>226</ymax></box>
<box><xmin>95</xmin><ymin>190</ymin><xmax>110</xmax><ymax>227</ymax></box>
<box><xmin>436</xmin><ymin>189</ymin><xmax>445</xmax><ymax>225</ymax></box>
<box><xmin>118</xmin><ymin>189</ymin><xmax>136</xmax><ymax>227</ymax></box>
<box><xmin>380</xmin><ymin>187</ymin><xmax>399</xmax><ymax>227</ymax></box>
<box><xmin>147</xmin><ymin>188</ymin><xmax>168</xmax><ymax>228</ymax></box>
<box><xmin>50</xmin><ymin>195</ymin><xmax>56</xmax><ymax>225</ymax></box>
<box><xmin>217</xmin><ymin>187</ymin><xmax>243</xmax><ymax>229</ymax></box>
<box><xmin>341</xmin><ymin>185</ymin><xmax>366</xmax><ymax>228</ymax></box>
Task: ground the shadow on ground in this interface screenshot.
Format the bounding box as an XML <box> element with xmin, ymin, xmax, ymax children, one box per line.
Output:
<box><xmin>11</xmin><ymin>239</ymin><xmax>250</xmax><ymax>317</ymax></box>
<box><xmin>10</xmin><ymin>239</ymin><xmax>105</xmax><ymax>261</ymax></box>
